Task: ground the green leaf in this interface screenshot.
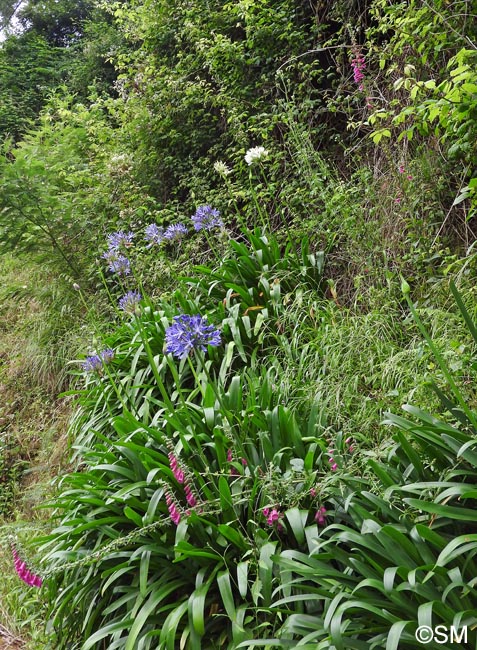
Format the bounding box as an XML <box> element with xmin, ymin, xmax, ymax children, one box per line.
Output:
<box><xmin>237</xmin><ymin>561</ymin><xmax>249</xmax><ymax>598</ymax></box>
<box><xmin>285</xmin><ymin>508</ymin><xmax>308</xmax><ymax>546</ymax></box>
<box><xmin>405</xmin><ymin>498</ymin><xmax>477</xmax><ymax>521</ymax></box>
<box><xmin>218</xmin><ymin>570</ymin><xmax>236</xmax><ymax>620</ymax></box>
<box><xmin>217</xmin><ymin>524</ymin><xmax>248</xmax><ymax>551</ymax></box>
<box><xmin>436</xmin><ymin>535</ymin><xmax>477</xmax><ymax>567</ymax></box>
<box><xmin>386</xmin><ymin>620</ymin><xmax>411</xmax><ymax>650</ymax></box>
<box><xmin>218</xmin><ymin>475</ymin><xmax>235</xmax><ymax>520</ymax></box>
<box><xmin>160</xmin><ymin>601</ymin><xmax>188</xmax><ymax>650</ymax></box>
<box><xmin>124</xmin><ymin>506</ymin><xmax>144</xmax><ymax>527</ymax></box>
<box><xmin>259</xmin><ymin>542</ymin><xmax>277</xmax><ymax>606</ymax></box>
<box><xmin>140</xmin><ymin>550</ymin><xmax>151</xmax><ymax>598</ymax></box>
<box><xmin>83</xmin><ymin>619</ymin><xmax>135</xmax><ymax>650</ymax></box>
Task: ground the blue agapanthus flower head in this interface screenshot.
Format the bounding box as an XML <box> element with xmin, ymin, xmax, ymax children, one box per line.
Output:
<box><xmin>107</xmin><ymin>230</ymin><xmax>134</xmax><ymax>250</ymax></box>
<box><xmin>164</xmin><ymin>223</ymin><xmax>188</xmax><ymax>241</ymax></box>
<box><xmin>82</xmin><ymin>348</ymin><xmax>115</xmax><ymax>373</ymax></box>
<box><xmin>165</xmin><ymin>314</ymin><xmax>221</xmax><ymax>359</ymax></box>
<box><xmin>107</xmin><ymin>254</ymin><xmax>131</xmax><ymax>276</ymax></box>
<box><xmin>100</xmin><ymin>348</ymin><xmax>115</xmax><ymax>363</ymax></box>
<box><xmin>81</xmin><ymin>354</ymin><xmax>103</xmax><ymax>373</ymax></box>
<box><xmin>119</xmin><ymin>290</ymin><xmax>142</xmax><ymax>314</ymax></box>
<box><xmin>191</xmin><ymin>205</ymin><xmax>223</xmax><ymax>231</ymax></box>
<box><xmin>145</xmin><ymin>223</ymin><xmax>165</xmax><ymax>246</ymax></box>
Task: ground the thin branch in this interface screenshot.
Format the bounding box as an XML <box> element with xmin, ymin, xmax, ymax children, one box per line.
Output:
<box><xmin>422</xmin><ymin>0</ymin><xmax>477</xmax><ymax>50</ymax></box>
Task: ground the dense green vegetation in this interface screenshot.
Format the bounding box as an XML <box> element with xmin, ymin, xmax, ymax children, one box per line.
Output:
<box><xmin>1</xmin><ymin>0</ymin><xmax>477</xmax><ymax>648</ymax></box>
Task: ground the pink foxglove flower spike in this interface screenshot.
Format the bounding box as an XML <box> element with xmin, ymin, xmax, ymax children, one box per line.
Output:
<box><xmin>11</xmin><ymin>542</ymin><xmax>42</xmax><ymax>588</ymax></box>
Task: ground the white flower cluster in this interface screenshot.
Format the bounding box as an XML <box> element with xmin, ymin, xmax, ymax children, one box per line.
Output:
<box><xmin>213</xmin><ymin>160</ymin><xmax>232</xmax><ymax>177</ymax></box>
<box><xmin>244</xmin><ymin>146</ymin><xmax>269</xmax><ymax>165</ymax></box>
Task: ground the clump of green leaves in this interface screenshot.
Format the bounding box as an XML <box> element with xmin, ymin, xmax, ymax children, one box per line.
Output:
<box><xmin>37</xmin><ymin>228</ymin><xmax>329</xmax><ymax>649</ymax></box>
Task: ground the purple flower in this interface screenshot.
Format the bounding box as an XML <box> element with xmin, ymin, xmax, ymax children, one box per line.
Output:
<box><xmin>81</xmin><ymin>355</ymin><xmax>103</xmax><ymax>373</ymax></box>
<box><xmin>82</xmin><ymin>348</ymin><xmax>115</xmax><ymax>373</ymax></box>
<box><xmin>102</xmin><ymin>249</ymin><xmax>116</xmax><ymax>264</ymax></box>
<box><xmin>351</xmin><ymin>49</ymin><xmax>366</xmax><ymax>90</ymax></box>
<box><xmin>165</xmin><ymin>492</ymin><xmax>181</xmax><ymax>525</ymax></box>
<box><xmin>145</xmin><ymin>223</ymin><xmax>165</xmax><ymax>247</ymax></box>
<box><xmin>107</xmin><ymin>230</ymin><xmax>134</xmax><ymax>250</ymax></box>
<box><xmin>164</xmin><ymin>223</ymin><xmax>188</xmax><ymax>241</ymax></box>
<box><xmin>100</xmin><ymin>348</ymin><xmax>115</xmax><ymax>364</ymax></box>
<box><xmin>118</xmin><ymin>290</ymin><xmax>142</xmax><ymax>314</ymax></box>
<box><xmin>184</xmin><ymin>482</ymin><xmax>197</xmax><ymax>507</ymax></box>
<box><xmin>168</xmin><ymin>452</ymin><xmax>185</xmax><ymax>484</ymax></box>
<box><xmin>315</xmin><ymin>506</ymin><xmax>327</xmax><ymax>526</ymax></box>
<box><xmin>12</xmin><ymin>545</ymin><xmax>42</xmax><ymax>588</ymax></box>
<box><xmin>165</xmin><ymin>314</ymin><xmax>221</xmax><ymax>359</ymax></box>
<box><xmin>266</xmin><ymin>508</ymin><xmax>282</xmax><ymax>526</ymax></box>
<box><xmin>191</xmin><ymin>205</ymin><xmax>224</xmax><ymax>231</ymax></box>
<box><xmin>107</xmin><ymin>254</ymin><xmax>131</xmax><ymax>276</ymax></box>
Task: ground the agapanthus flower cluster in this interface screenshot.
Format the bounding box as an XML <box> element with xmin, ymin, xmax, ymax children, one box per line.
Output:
<box><xmin>107</xmin><ymin>230</ymin><xmax>134</xmax><ymax>250</ymax></box>
<box><xmin>165</xmin><ymin>314</ymin><xmax>221</xmax><ymax>359</ymax></box>
<box><xmin>144</xmin><ymin>223</ymin><xmax>165</xmax><ymax>247</ymax></box>
<box><xmin>164</xmin><ymin>223</ymin><xmax>188</xmax><ymax>241</ymax></box>
<box><xmin>245</xmin><ymin>146</ymin><xmax>269</xmax><ymax>165</ymax></box>
<box><xmin>191</xmin><ymin>205</ymin><xmax>224</xmax><ymax>231</ymax></box>
<box><xmin>107</xmin><ymin>254</ymin><xmax>131</xmax><ymax>276</ymax></box>
<box><xmin>103</xmin><ymin>230</ymin><xmax>134</xmax><ymax>275</ymax></box>
<box><xmin>11</xmin><ymin>544</ymin><xmax>42</xmax><ymax>588</ymax></box>
<box><xmin>351</xmin><ymin>48</ymin><xmax>366</xmax><ymax>90</ymax></box>
<box><xmin>81</xmin><ymin>348</ymin><xmax>115</xmax><ymax>373</ymax></box>
<box><xmin>213</xmin><ymin>160</ymin><xmax>232</xmax><ymax>177</ymax></box>
<box><xmin>118</xmin><ymin>290</ymin><xmax>142</xmax><ymax>314</ymax></box>
<box><xmin>82</xmin><ymin>354</ymin><xmax>103</xmax><ymax>373</ymax></box>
